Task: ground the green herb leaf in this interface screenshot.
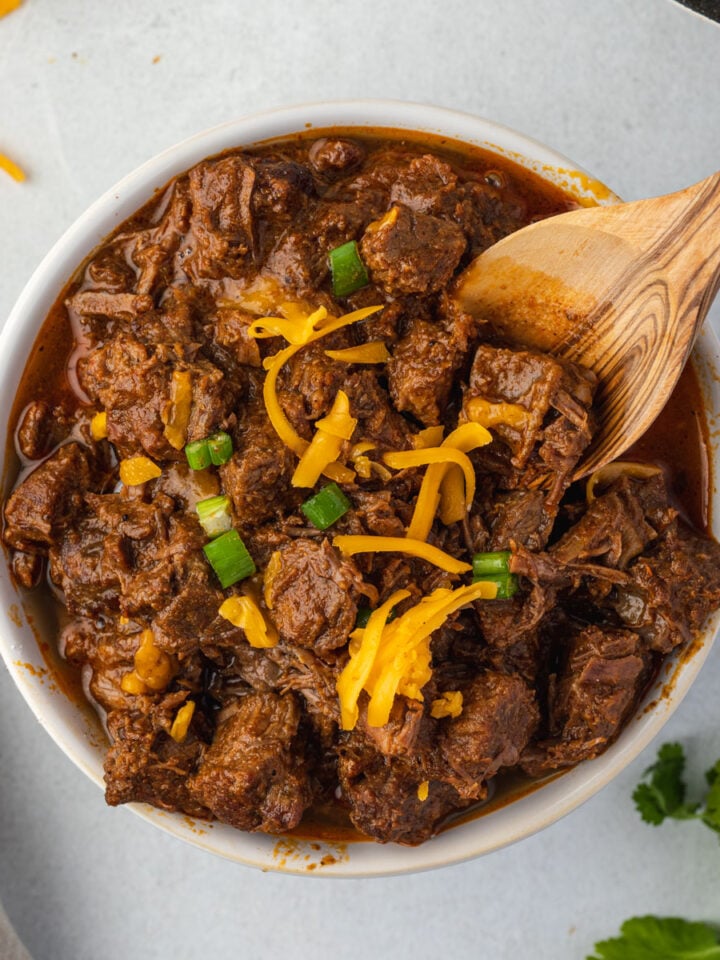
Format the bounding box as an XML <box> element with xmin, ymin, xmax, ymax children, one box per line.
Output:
<box><xmin>633</xmin><ymin>743</ymin><xmax>699</xmax><ymax>825</ymax></box>
<box><xmin>587</xmin><ymin>915</ymin><xmax>720</xmax><ymax>960</ymax></box>
<box><xmin>701</xmin><ymin>760</ymin><xmax>720</xmax><ymax>834</ymax></box>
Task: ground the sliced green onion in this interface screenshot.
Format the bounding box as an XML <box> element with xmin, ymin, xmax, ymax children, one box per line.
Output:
<box><xmin>329</xmin><ymin>241</ymin><xmax>369</xmax><ymax>298</ymax></box>
<box><xmin>203</xmin><ymin>529</ymin><xmax>256</xmax><ymax>588</ymax></box>
<box><xmin>472</xmin><ymin>550</ymin><xmax>512</xmax><ymax>578</ymax></box>
<box><xmin>355</xmin><ymin>604</ymin><xmax>397</xmax><ymax>629</ymax></box>
<box><xmin>355</xmin><ymin>606</ymin><xmax>372</xmax><ymax>629</ymax></box>
<box><xmin>196</xmin><ymin>495</ymin><xmax>232</xmax><ymax>538</ymax></box>
<box><xmin>301</xmin><ymin>482</ymin><xmax>351</xmax><ymax>530</ymax></box>
<box><xmin>208</xmin><ymin>431</ymin><xmax>234</xmax><ymax>466</ymax></box>
<box><xmin>473</xmin><ymin>572</ymin><xmax>519</xmax><ymax>600</ymax></box>
<box><xmin>185</xmin><ymin>438</ymin><xmax>211</xmax><ymax>471</ymax></box>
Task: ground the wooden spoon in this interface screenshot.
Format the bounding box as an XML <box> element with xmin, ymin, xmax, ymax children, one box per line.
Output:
<box><xmin>453</xmin><ymin>172</ymin><xmax>720</xmax><ymax>479</ymax></box>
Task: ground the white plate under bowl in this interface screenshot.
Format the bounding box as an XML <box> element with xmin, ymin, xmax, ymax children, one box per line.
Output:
<box><xmin>1</xmin><ymin>99</ymin><xmax>718</xmax><ymax>877</ymax></box>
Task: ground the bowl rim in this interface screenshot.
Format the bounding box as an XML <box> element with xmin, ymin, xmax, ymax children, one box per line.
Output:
<box><xmin>0</xmin><ymin>98</ymin><xmax>717</xmax><ymax>877</ymax></box>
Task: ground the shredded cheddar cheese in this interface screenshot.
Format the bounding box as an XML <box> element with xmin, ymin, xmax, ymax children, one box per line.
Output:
<box><xmin>384</xmin><ymin>447</ymin><xmax>478</xmax><ymax>514</ymax></box>
<box><xmin>90</xmin><ymin>411</ymin><xmax>108</xmax><ymax>441</ymax></box>
<box><xmin>219</xmin><ymin>595</ymin><xmax>278</xmax><ymax>648</ymax></box>
<box><xmin>417</xmin><ymin>781</ymin><xmax>429</xmax><ymax>802</ymax></box>
<box><xmin>336</xmin><ymin>581</ymin><xmax>497</xmax><ymax>730</ymax></box>
<box><xmin>406</xmin><ymin>422</ymin><xmax>493</xmax><ymax>540</ymax></box>
<box><xmin>121</xmin><ymin>629</ymin><xmax>173</xmax><ymax>694</ymax></box>
<box><xmin>336</xmin><ymin>589</ymin><xmax>411</xmax><ymax>730</ymax></box>
<box><xmin>466</xmin><ymin>397</ymin><xmax>529</xmax><ymax>428</ymax></box>
<box><xmin>0</xmin><ymin>151</ymin><xmax>25</xmax><ymax>182</ymax></box>
<box><xmin>162</xmin><ymin>370</ymin><xmax>193</xmax><ymax>450</ymax></box>
<box><xmin>324</xmin><ymin>341</ymin><xmax>390</xmax><ymax>364</ymax></box>
<box><xmin>119</xmin><ymin>456</ymin><xmax>162</xmax><ymax>486</ymax></box>
<box><xmin>0</xmin><ymin>0</ymin><xmax>23</xmax><ymax>18</ymax></box>
<box><xmin>412</xmin><ymin>426</ymin><xmax>445</xmax><ymax>449</ymax></box>
<box><xmin>333</xmin><ymin>535</ymin><xmax>471</xmax><ymax>575</ymax></box>
<box><xmin>251</xmin><ymin>304</ymin><xmax>381</xmax><ymax>475</ymax></box>
<box><xmin>170</xmin><ymin>701</ymin><xmax>195</xmax><ymax>742</ymax></box>
<box><xmin>430</xmin><ymin>691</ymin><xmax>463</xmax><ymax>719</ymax></box>
<box><xmin>292</xmin><ymin>389</ymin><xmax>357</xmax><ymax>488</ymax></box>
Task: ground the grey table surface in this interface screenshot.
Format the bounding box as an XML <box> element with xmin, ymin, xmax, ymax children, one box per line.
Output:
<box><xmin>2</xmin><ymin>1</ymin><xmax>720</xmax><ymax>958</ymax></box>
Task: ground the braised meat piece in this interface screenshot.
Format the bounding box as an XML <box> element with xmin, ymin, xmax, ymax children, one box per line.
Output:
<box><xmin>219</xmin><ymin>394</ymin><xmax>299</xmax><ymax>528</ymax></box>
<box><xmin>16</xmin><ymin>400</ymin><xmax>73</xmax><ymax>461</ymax></box>
<box><xmin>551</xmin><ymin>473</ymin><xmax>675</xmax><ymax>569</ymax></box>
<box><xmin>438</xmin><ymin>672</ymin><xmax>539</xmax><ymax>798</ymax></box>
<box><xmin>104</xmin><ymin>693</ymin><xmax>208</xmax><ymax>816</ymax></box>
<box><xmin>184</xmin><ymin>156</ymin><xmax>256</xmax><ymax>280</ymax></box>
<box><xmin>360</xmin><ymin>203</ymin><xmax>466</xmax><ymax>296</ymax></box>
<box><xmin>522</xmin><ymin>626</ymin><xmax>649</xmax><ymax>777</ymax></box>
<box><xmin>337</xmin><ymin>730</ymin><xmax>464</xmax><ymax>845</ymax></box>
<box><xmin>4</xmin><ymin>443</ymin><xmax>97</xmax><ymax>552</ymax></box>
<box><xmin>188</xmin><ymin>692</ymin><xmax>312</xmax><ymax>833</ymax></box>
<box><xmin>265</xmin><ymin>539</ymin><xmax>364</xmax><ymax>654</ymax></box>
<box><xmin>80</xmin><ymin>334</ymin><xmax>235</xmax><ymax>460</ymax></box>
<box><xmin>612</xmin><ymin>523</ymin><xmax>720</xmax><ymax>653</ymax></box>
<box><xmin>48</xmin><ymin>491</ymin><xmax>206</xmax><ymax>618</ymax></box>
<box><xmin>387</xmin><ymin>319</ymin><xmax>458</xmax><ymax>426</ymax></box>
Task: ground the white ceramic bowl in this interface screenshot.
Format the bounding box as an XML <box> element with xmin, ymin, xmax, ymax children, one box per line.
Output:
<box><xmin>1</xmin><ymin>100</ymin><xmax>719</xmax><ymax>877</ymax></box>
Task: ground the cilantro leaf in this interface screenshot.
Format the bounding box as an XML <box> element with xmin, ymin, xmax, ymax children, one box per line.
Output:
<box><xmin>633</xmin><ymin>743</ymin><xmax>698</xmax><ymax>824</ymax></box>
<box><xmin>587</xmin><ymin>915</ymin><xmax>720</xmax><ymax>960</ymax></box>
<box><xmin>701</xmin><ymin>760</ymin><xmax>720</xmax><ymax>835</ymax></box>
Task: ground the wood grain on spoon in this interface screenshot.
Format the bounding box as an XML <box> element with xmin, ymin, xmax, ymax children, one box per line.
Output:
<box><xmin>453</xmin><ymin>172</ymin><xmax>720</xmax><ymax>479</ymax></box>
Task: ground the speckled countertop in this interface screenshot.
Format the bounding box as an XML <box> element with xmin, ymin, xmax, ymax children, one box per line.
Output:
<box><xmin>2</xmin><ymin>2</ymin><xmax>720</xmax><ymax>958</ymax></box>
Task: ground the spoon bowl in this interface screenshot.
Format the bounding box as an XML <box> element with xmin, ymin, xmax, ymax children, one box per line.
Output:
<box><xmin>454</xmin><ymin>172</ymin><xmax>720</xmax><ymax>478</ymax></box>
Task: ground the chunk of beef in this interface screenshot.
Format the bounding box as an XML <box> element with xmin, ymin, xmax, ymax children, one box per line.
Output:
<box><xmin>252</xmin><ymin>159</ymin><xmax>315</xmax><ymax>221</ymax></box>
<box><xmin>132</xmin><ymin>180</ymin><xmax>191</xmax><ymax>295</ymax></box>
<box><xmin>342</xmin><ymin>489</ymin><xmax>406</xmax><ymax>539</ymax></box>
<box><xmin>206</xmin><ymin>307</ymin><xmax>262</xmax><ymax>367</ymax></box>
<box><xmin>3</xmin><ymin>443</ymin><xmax>96</xmax><ymax>552</ymax></box>
<box><xmin>61</xmin><ymin>618</ymin><xmax>145</xmax><ymax>713</ymax></box>
<box><xmin>337</xmin><ymin>730</ymin><xmax>464</xmax><ymax>844</ymax></box>
<box><xmin>184</xmin><ymin>156</ymin><xmax>256</xmax><ymax>280</ymax></box>
<box><xmin>551</xmin><ymin>473</ymin><xmax>675</xmax><ymax>569</ymax></box>
<box><xmin>16</xmin><ymin>400</ymin><xmax>73</xmax><ymax>461</ymax></box>
<box><xmin>86</xmin><ymin>248</ymin><xmax>137</xmax><ymax>293</ymax></box>
<box><xmin>104</xmin><ymin>692</ymin><xmax>208</xmax><ymax>816</ymax></box>
<box><xmin>49</xmin><ymin>492</ymin><xmax>206</xmax><ymax>617</ymax></box>
<box><xmin>487</xmin><ymin>489</ymin><xmax>555</xmax><ymax>552</ymax></box>
<box><xmin>611</xmin><ymin>522</ymin><xmax>720</xmax><ymax>653</ymax></box>
<box><xmin>389</xmin><ymin>155</ymin><xmax>459</xmax><ymax>215</ymax></box>
<box><xmin>265</xmin><ymin>539</ymin><xmax>364</xmax><ymax>654</ymax></box>
<box><xmin>522</xmin><ymin>625</ymin><xmax>648</xmax><ymax>776</ymax></box>
<box><xmin>266</xmin><ymin>199</ymin><xmax>376</xmax><ymax>293</ymax></box>
<box><xmin>438</xmin><ymin>671</ymin><xmax>538</xmax><ymax>798</ymax></box>
<box><xmin>66</xmin><ymin>290</ymin><xmax>154</xmax><ymax>321</ymax></box>
<box><xmin>360</xmin><ymin>204</ymin><xmax>466</xmax><ymax>296</ymax></box>
<box><xmin>151</xmin><ymin>578</ymin><xmax>235</xmax><ymax>659</ymax></box>
<box><xmin>188</xmin><ymin>692</ymin><xmax>311</xmax><ymax>833</ymax></box>
<box><xmin>309</xmin><ymin>138</ymin><xmax>366</xmax><ymax>177</ymax></box>
<box><xmin>387</xmin><ymin>319</ymin><xmax>456</xmax><ymax>426</ymax></box>
<box><xmin>342</xmin><ymin>369</ymin><xmax>413</xmax><ymax>451</ymax></box>
<box><xmin>219</xmin><ymin>395</ymin><xmax>299</xmax><ymax>528</ymax></box>
<box><xmin>80</xmin><ymin>335</ymin><xmax>234</xmax><ymax>460</ymax></box>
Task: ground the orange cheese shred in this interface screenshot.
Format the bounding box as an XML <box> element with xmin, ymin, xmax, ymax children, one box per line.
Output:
<box><xmin>333</xmin><ymin>535</ymin><xmax>471</xmax><ymax>575</ymax></box>
<box><xmin>219</xmin><ymin>595</ymin><xmax>278</xmax><ymax>648</ymax></box>
<box><xmin>251</xmin><ymin>304</ymin><xmax>382</xmax><ymax>470</ymax></box>
<box><xmin>0</xmin><ymin>151</ymin><xmax>25</xmax><ymax>182</ymax></box>
<box><xmin>119</xmin><ymin>456</ymin><xmax>162</xmax><ymax>486</ymax></box>
<box><xmin>324</xmin><ymin>341</ymin><xmax>390</xmax><ymax>364</ymax></box>
<box><xmin>406</xmin><ymin>422</ymin><xmax>493</xmax><ymax>540</ymax></box>
<box><xmin>162</xmin><ymin>370</ymin><xmax>193</xmax><ymax>450</ymax></box>
<box><xmin>339</xmin><ymin>582</ymin><xmax>497</xmax><ymax>729</ymax></box>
